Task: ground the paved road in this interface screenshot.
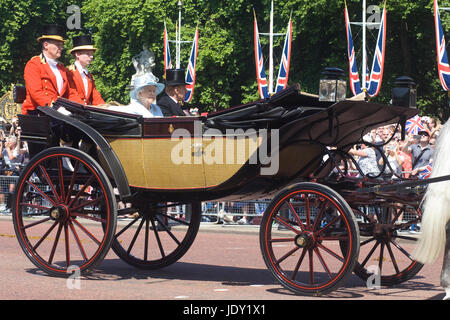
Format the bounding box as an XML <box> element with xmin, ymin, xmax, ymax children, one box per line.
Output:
<box><xmin>0</xmin><ymin>216</ymin><xmax>446</xmax><ymax>302</ymax></box>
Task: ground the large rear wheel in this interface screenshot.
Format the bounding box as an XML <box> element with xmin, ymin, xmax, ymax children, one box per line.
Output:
<box><xmin>12</xmin><ymin>147</ymin><xmax>117</xmax><ymax>277</ymax></box>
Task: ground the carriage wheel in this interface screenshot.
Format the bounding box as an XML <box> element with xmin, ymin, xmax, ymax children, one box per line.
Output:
<box><xmin>260</xmin><ymin>183</ymin><xmax>359</xmax><ymax>296</ymax></box>
<box><xmin>112</xmin><ymin>202</ymin><xmax>201</xmax><ymax>269</ymax></box>
<box><xmin>12</xmin><ymin>147</ymin><xmax>117</xmax><ymax>277</ymax></box>
<box><xmin>348</xmin><ymin>203</ymin><xmax>423</xmax><ymax>286</ymax></box>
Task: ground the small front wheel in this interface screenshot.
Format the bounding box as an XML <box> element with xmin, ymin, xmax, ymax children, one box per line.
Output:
<box><xmin>260</xmin><ymin>182</ymin><xmax>359</xmax><ymax>296</ymax></box>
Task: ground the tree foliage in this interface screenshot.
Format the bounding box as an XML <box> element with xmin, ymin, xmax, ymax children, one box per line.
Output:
<box><xmin>1</xmin><ymin>0</ymin><xmax>450</xmax><ymax>120</ymax></box>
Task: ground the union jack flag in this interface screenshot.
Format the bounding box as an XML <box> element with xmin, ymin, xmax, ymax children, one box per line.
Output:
<box><xmin>405</xmin><ymin>115</ymin><xmax>424</xmax><ymax>135</ymax></box>
<box><xmin>275</xmin><ymin>17</ymin><xmax>292</xmax><ymax>93</ymax></box>
<box><xmin>185</xmin><ymin>26</ymin><xmax>199</xmax><ymax>103</ymax></box>
<box><xmin>345</xmin><ymin>5</ymin><xmax>363</xmax><ymax>96</ymax></box>
<box><xmin>254</xmin><ymin>14</ymin><xmax>269</xmax><ymax>99</ymax></box>
<box><xmin>164</xmin><ymin>22</ymin><xmax>173</xmax><ymax>80</ymax></box>
<box><xmin>367</xmin><ymin>5</ymin><xmax>387</xmax><ymax>97</ymax></box>
<box><xmin>434</xmin><ymin>0</ymin><xmax>450</xmax><ymax>91</ymax></box>
<box><xmin>418</xmin><ymin>164</ymin><xmax>432</xmax><ymax>179</ymax></box>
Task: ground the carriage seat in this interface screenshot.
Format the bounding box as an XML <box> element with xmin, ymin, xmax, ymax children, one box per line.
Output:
<box><xmin>205</xmin><ymin>84</ymin><xmax>333</xmax><ymax>130</ymax></box>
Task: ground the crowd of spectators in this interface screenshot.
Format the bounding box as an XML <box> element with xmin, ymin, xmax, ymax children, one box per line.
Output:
<box><xmin>0</xmin><ymin>116</ymin><xmax>29</xmax><ymax>176</ymax></box>
<box><xmin>347</xmin><ymin>116</ymin><xmax>440</xmax><ymax>180</ymax></box>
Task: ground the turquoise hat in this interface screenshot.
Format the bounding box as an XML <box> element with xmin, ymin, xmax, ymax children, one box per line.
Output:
<box><xmin>130</xmin><ymin>73</ymin><xmax>165</xmax><ymax>101</ymax></box>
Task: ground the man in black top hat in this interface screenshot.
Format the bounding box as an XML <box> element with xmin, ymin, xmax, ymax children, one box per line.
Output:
<box><xmin>67</xmin><ymin>35</ymin><xmax>105</xmax><ymax>106</ymax></box>
<box><xmin>158</xmin><ymin>69</ymin><xmax>188</xmax><ymax>116</ymax></box>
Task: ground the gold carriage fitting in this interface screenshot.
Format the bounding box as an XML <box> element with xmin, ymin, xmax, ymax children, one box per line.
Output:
<box><xmin>13</xmin><ymin>83</ymin><xmax>427</xmax><ymax>296</ymax></box>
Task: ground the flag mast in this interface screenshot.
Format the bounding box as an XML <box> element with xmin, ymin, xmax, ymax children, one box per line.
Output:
<box><xmin>176</xmin><ymin>0</ymin><xmax>182</xmax><ymax>69</ymax></box>
<box><xmin>362</xmin><ymin>0</ymin><xmax>367</xmax><ymax>91</ymax></box>
<box><xmin>269</xmin><ymin>0</ymin><xmax>274</xmax><ymax>95</ymax></box>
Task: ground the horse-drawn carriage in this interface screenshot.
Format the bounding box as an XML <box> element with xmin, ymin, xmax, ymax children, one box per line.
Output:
<box><xmin>12</xmin><ymin>83</ymin><xmax>427</xmax><ymax>296</ymax></box>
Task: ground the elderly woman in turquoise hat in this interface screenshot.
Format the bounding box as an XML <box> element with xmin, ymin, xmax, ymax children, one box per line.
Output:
<box><xmin>109</xmin><ymin>73</ymin><xmax>164</xmax><ymax>117</ymax></box>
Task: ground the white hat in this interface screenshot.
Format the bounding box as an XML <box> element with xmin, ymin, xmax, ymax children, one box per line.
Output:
<box><xmin>130</xmin><ymin>73</ymin><xmax>164</xmax><ymax>101</ymax></box>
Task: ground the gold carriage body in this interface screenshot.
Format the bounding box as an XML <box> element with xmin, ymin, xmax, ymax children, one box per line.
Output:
<box><xmin>19</xmin><ymin>84</ymin><xmax>418</xmax><ymax>202</ymax></box>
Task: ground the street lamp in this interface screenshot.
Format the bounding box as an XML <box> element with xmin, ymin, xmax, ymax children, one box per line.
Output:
<box><xmin>319</xmin><ymin>67</ymin><xmax>347</xmax><ymax>102</ymax></box>
<box><xmin>392</xmin><ymin>76</ymin><xmax>417</xmax><ymax>108</ymax></box>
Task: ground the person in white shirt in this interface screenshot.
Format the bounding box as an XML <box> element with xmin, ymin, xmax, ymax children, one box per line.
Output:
<box><xmin>67</xmin><ymin>35</ymin><xmax>105</xmax><ymax>106</ymax></box>
<box><xmin>109</xmin><ymin>73</ymin><xmax>164</xmax><ymax>118</ymax></box>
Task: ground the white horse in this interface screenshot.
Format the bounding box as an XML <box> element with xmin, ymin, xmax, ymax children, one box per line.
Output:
<box><xmin>413</xmin><ymin>119</ymin><xmax>450</xmax><ymax>300</ymax></box>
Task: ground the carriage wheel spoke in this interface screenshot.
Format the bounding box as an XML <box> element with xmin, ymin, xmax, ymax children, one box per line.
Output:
<box><xmin>317</xmin><ymin>242</ymin><xmax>344</xmax><ymax>262</ymax></box>
<box><xmin>360</xmin><ymin>237</ymin><xmax>377</xmax><ymax>246</ymax></box>
<box><xmin>361</xmin><ymin>240</ymin><xmax>380</xmax><ymax>268</ymax></box>
<box><xmin>69</xmin><ymin>175</ymin><xmax>95</xmax><ymax>207</ymax></box>
<box><xmin>23</xmin><ymin>217</ymin><xmax>52</xmax><ymax>230</ymax></box>
<box><xmin>144</xmin><ymin>218</ymin><xmax>149</xmax><ymax>261</ymax></box>
<box><xmin>305</xmin><ymin>195</ymin><xmax>311</xmax><ymax>227</ymax></box>
<box><xmin>69</xmin><ymin>220</ymin><xmax>87</xmax><ymax>261</ymax></box>
<box><xmin>26</xmin><ymin>180</ymin><xmax>57</xmax><ymax>207</ymax></box>
<box><xmin>72</xmin><ymin>219</ymin><xmax>101</xmax><ymax>245</ymax></box>
<box><xmin>308</xmin><ymin>249</ymin><xmax>314</xmax><ymax>285</ymax></box>
<box><xmin>32</xmin><ymin>220</ymin><xmax>59</xmax><ymax>251</ymax></box>
<box><xmin>155</xmin><ymin>215</ymin><xmax>181</xmax><ymax>245</ymax></box>
<box><xmin>291</xmin><ymin>248</ymin><xmax>307</xmax><ymax>280</ymax></box>
<box><xmin>159</xmin><ymin>211</ymin><xmax>190</xmax><ymax>226</ymax></box>
<box><xmin>275</xmin><ymin>246</ymin><xmax>299</xmax><ymax>265</ymax></box>
<box><xmin>150</xmin><ymin>217</ymin><xmax>166</xmax><ymax>258</ymax></box>
<box><xmin>48</xmin><ymin>223</ymin><xmax>63</xmax><ymax>264</ymax></box>
<box><xmin>312</xmin><ymin>200</ymin><xmax>327</xmax><ymax>231</ymax></box>
<box><xmin>66</xmin><ymin>161</ymin><xmax>80</xmax><ymax>203</ymax></box>
<box><xmin>116</xmin><ymin>215</ymin><xmax>140</xmax><ymax>238</ymax></box>
<box><xmin>314</xmin><ymin>247</ymin><xmax>332</xmax><ymax>279</ymax></box>
<box><xmin>316</xmin><ymin>214</ymin><xmax>342</xmax><ymax>235</ymax></box>
<box><xmin>57</xmin><ymin>158</ymin><xmax>66</xmax><ymax>203</ymax></box>
<box><xmin>64</xmin><ymin>223</ymin><xmax>70</xmax><ymax>267</ymax></box>
<box><xmin>390</xmin><ymin>239</ymin><xmax>416</xmax><ymax>261</ymax></box>
<box><xmin>269</xmin><ymin>237</ymin><xmax>296</xmax><ymax>243</ymax></box>
<box><xmin>70</xmin><ymin>195</ymin><xmax>104</xmax><ymax>213</ymax></box>
<box><xmin>70</xmin><ymin>211</ymin><xmax>106</xmax><ymax>223</ymax></box>
<box><xmin>273</xmin><ymin>216</ymin><xmax>300</xmax><ymax>234</ymax></box>
<box><xmin>127</xmin><ymin>217</ymin><xmax>146</xmax><ymax>254</ymax></box>
<box><xmin>386</xmin><ymin>241</ymin><xmax>400</xmax><ymax>274</ymax></box>
<box><xmin>378</xmin><ymin>241</ymin><xmax>385</xmax><ymax>274</ymax></box>
<box><xmin>39</xmin><ymin>164</ymin><xmax>60</xmax><ymax>202</ymax></box>
<box><xmin>287</xmin><ymin>201</ymin><xmax>306</xmax><ymax>231</ymax></box>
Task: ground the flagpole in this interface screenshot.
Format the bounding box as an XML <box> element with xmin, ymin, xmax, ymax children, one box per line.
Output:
<box><xmin>362</xmin><ymin>0</ymin><xmax>367</xmax><ymax>91</ymax></box>
<box><xmin>176</xmin><ymin>0</ymin><xmax>182</xmax><ymax>69</ymax></box>
<box><xmin>269</xmin><ymin>0</ymin><xmax>274</xmax><ymax>95</ymax></box>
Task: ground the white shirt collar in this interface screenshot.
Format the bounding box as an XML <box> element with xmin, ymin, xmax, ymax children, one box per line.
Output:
<box><xmin>43</xmin><ymin>53</ymin><xmax>58</xmax><ymax>67</ymax></box>
<box><xmin>75</xmin><ymin>61</ymin><xmax>89</xmax><ymax>75</ymax></box>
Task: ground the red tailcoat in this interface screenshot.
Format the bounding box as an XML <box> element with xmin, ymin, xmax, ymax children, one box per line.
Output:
<box><xmin>67</xmin><ymin>64</ymin><xmax>105</xmax><ymax>106</ymax></box>
<box><xmin>22</xmin><ymin>54</ymin><xmax>83</xmax><ymax>114</ymax></box>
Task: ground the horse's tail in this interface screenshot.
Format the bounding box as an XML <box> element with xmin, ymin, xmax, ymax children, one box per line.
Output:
<box><xmin>413</xmin><ymin>189</ymin><xmax>450</xmax><ymax>264</ymax></box>
<box><xmin>413</xmin><ymin>118</ymin><xmax>450</xmax><ymax>264</ymax></box>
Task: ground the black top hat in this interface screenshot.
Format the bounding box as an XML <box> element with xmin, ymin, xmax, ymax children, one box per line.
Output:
<box><xmin>69</xmin><ymin>35</ymin><xmax>98</xmax><ymax>54</ymax></box>
<box><xmin>37</xmin><ymin>24</ymin><xmax>66</xmax><ymax>42</ymax></box>
<box><xmin>165</xmin><ymin>69</ymin><xmax>187</xmax><ymax>86</ymax></box>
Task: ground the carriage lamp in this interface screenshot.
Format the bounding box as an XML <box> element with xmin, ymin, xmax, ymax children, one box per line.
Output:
<box><xmin>392</xmin><ymin>76</ymin><xmax>417</xmax><ymax>108</ymax></box>
<box><xmin>319</xmin><ymin>67</ymin><xmax>347</xmax><ymax>102</ymax></box>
